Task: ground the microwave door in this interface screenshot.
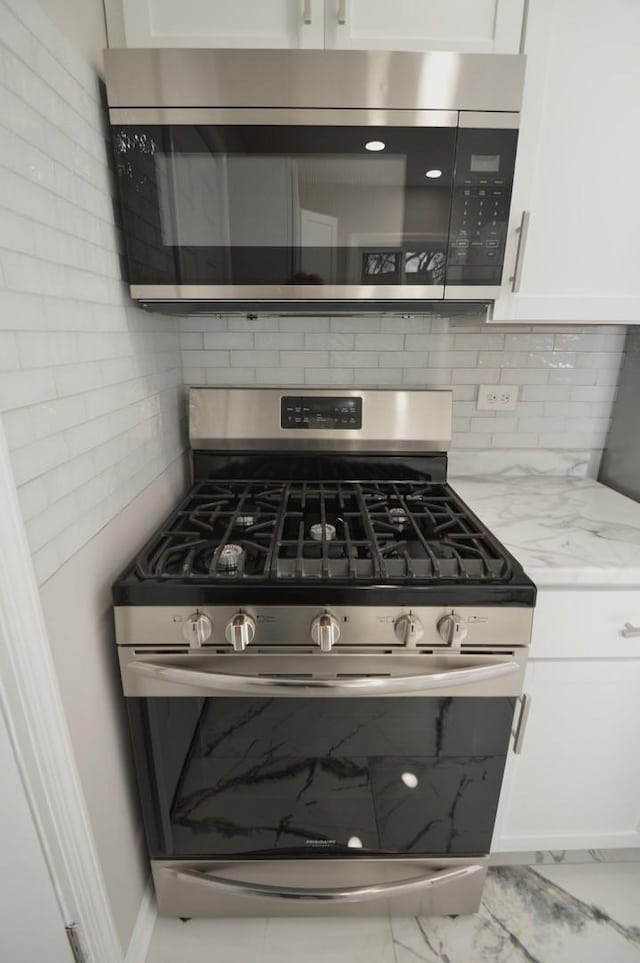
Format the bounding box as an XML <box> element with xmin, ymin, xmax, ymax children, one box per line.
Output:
<box><xmin>111</xmin><ymin>112</ymin><xmax>457</xmax><ymax>304</ymax></box>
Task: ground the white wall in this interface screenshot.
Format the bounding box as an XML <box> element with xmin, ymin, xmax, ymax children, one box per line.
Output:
<box><xmin>39</xmin><ymin>454</ymin><xmax>186</xmax><ymax>954</ymax></box>
<box><xmin>0</xmin><ymin>706</ymin><xmax>71</xmax><ymax>963</ymax></box>
<box><xmin>36</xmin><ymin>0</ymin><xmax>107</xmax><ymax>74</ymax></box>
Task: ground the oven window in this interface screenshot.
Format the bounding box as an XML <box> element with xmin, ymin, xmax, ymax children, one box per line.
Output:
<box><xmin>112</xmin><ymin>125</ymin><xmax>456</xmax><ymax>286</ymax></box>
<box><xmin>128</xmin><ymin>696</ymin><xmax>515</xmax><ymax>860</ymax></box>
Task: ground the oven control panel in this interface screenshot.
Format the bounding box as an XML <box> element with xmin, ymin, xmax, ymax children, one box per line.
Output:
<box><xmin>115</xmin><ymin>605</ymin><xmax>533</xmax><ymax>650</ymax></box>
<box><xmin>281</xmin><ymin>396</ymin><xmax>362</xmax><ymax>430</ymax></box>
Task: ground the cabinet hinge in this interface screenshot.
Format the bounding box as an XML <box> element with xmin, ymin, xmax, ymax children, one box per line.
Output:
<box><xmin>65</xmin><ymin>923</ymin><xmax>89</xmax><ymax>963</ymax></box>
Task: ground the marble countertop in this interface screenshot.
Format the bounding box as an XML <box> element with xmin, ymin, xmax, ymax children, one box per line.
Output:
<box><xmin>451</xmin><ymin>474</ymin><xmax>640</xmax><ymax>588</ymax></box>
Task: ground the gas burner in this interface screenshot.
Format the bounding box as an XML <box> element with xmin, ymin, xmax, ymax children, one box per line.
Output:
<box><xmin>388</xmin><ymin>507</ymin><xmax>408</xmax><ymax>529</ymax></box>
<box><xmin>235</xmin><ymin>514</ymin><xmax>255</xmax><ymax>529</ymax></box>
<box><xmin>134</xmin><ymin>477</ymin><xmax>515</xmax><ymax>583</ymax></box>
<box><xmin>217</xmin><ymin>544</ymin><xmax>244</xmax><ymax>573</ymax></box>
<box><xmin>310</xmin><ymin>523</ymin><xmax>336</xmax><ymax>542</ymax></box>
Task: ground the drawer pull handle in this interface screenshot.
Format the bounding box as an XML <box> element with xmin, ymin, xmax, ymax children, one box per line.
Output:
<box><xmin>620</xmin><ymin>622</ymin><xmax>640</xmax><ymax>639</ymax></box>
<box><xmin>168</xmin><ymin>863</ymin><xmax>484</xmax><ymax>902</ymax></box>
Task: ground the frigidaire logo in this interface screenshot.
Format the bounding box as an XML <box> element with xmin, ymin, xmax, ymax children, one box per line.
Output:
<box><xmin>305</xmin><ymin>839</ymin><xmax>336</xmax><ymax>846</ymax></box>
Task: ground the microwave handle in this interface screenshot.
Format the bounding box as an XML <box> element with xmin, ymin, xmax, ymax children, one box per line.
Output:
<box><xmin>128</xmin><ymin>659</ymin><xmax>519</xmax><ymax>695</ymax></box>
<box><xmin>510</xmin><ymin>210</ymin><xmax>530</xmax><ymax>292</ymax></box>
<box><xmin>167</xmin><ymin>863</ymin><xmax>483</xmax><ymax>902</ymax></box>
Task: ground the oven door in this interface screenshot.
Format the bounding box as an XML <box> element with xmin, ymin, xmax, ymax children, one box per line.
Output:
<box><xmin>109</xmin><ymin>109</ymin><xmax>515</xmax><ymax>308</ymax></box>
<box><xmin>121</xmin><ymin>651</ymin><xmax>522</xmax><ymax>863</ymax></box>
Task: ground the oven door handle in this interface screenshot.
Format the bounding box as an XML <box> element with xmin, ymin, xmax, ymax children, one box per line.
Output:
<box><xmin>166</xmin><ymin>863</ymin><xmax>484</xmax><ymax>902</ymax></box>
<box><xmin>128</xmin><ymin>659</ymin><xmax>520</xmax><ymax>695</ymax></box>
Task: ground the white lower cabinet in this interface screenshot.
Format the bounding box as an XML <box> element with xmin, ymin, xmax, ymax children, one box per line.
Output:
<box><xmin>493</xmin><ymin>589</ymin><xmax>640</xmax><ymax>852</ymax></box>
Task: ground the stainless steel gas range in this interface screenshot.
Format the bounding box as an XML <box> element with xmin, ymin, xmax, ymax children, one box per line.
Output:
<box><xmin>112</xmin><ymin>388</ymin><xmax>535</xmax><ymax>918</ymax></box>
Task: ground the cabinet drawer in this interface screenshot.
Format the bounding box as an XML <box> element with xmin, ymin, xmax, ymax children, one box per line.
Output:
<box><xmin>531</xmin><ymin>589</ymin><xmax>640</xmax><ymax>659</ymax></box>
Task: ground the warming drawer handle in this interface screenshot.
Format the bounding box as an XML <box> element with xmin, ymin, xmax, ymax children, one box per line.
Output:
<box><xmin>167</xmin><ymin>863</ymin><xmax>484</xmax><ymax>902</ymax></box>
<box><xmin>128</xmin><ymin>660</ymin><xmax>520</xmax><ymax>695</ymax></box>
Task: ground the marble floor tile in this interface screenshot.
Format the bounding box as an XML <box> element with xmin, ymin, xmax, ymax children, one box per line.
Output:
<box><xmin>535</xmin><ymin>862</ymin><xmax>640</xmax><ymax>931</ymax></box>
<box><xmin>146</xmin><ymin>914</ymin><xmax>396</xmax><ymax>963</ymax></box>
<box><xmin>391</xmin><ymin>865</ymin><xmax>640</xmax><ymax>963</ymax></box>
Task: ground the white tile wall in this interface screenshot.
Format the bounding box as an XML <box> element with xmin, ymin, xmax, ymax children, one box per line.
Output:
<box><xmin>0</xmin><ymin>0</ymin><xmax>183</xmax><ymax>584</ymax></box>
<box><xmin>180</xmin><ymin>316</ymin><xmax>626</xmax><ymax>452</ymax></box>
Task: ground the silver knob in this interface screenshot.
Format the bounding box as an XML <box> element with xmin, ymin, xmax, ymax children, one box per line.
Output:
<box><xmin>183</xmin><ymin>612</ymin><xmax>213</xmax><ymax>648</ymax></box>
<box><xmin>437</xmin><ymin>612</ymin><xmax>468</xmax><ymax>647</ymax></box>
<box><xmin>225</xmin><ymin>613</ymin><xmax>256</xmax><ymax>652</ymax></box>
<box><xmin>311</xmin><ymin>613</ymin><xmax>340</xmax><ymax>652</ymax></box>
<box><xmin>394</xmin><ymin>613</ymin><xmax>425</xmax><ymax>645</ymax></box>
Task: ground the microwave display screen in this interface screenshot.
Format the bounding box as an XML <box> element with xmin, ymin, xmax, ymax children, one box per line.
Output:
<box><xmin>470</xmin><ymin>154</ymin><xmax>501</xmax><ymax>173</ymax></box>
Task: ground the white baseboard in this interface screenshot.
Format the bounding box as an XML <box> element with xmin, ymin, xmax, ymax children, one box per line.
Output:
<box><xmin>125</xmin><ymin>878</ymin><xmax>157</xmax><ymax>963</ymax></box>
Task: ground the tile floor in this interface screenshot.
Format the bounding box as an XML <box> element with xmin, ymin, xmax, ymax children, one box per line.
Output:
<box><xmin>145</xmin><ymin>852</ymin><xmax>640</xmax><ymax>962</ymax></box>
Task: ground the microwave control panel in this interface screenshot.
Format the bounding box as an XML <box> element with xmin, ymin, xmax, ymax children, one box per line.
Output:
<box><xmin>447</xmin><ymin>128</ymin><xmax>518</xmax><ymax>286</ymax></box>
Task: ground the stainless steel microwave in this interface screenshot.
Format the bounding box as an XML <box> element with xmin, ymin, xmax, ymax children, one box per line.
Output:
<box><xmin>104</xmin><ymin>49</ymin><xmax>524</xmax><ymax>314</ymax></box>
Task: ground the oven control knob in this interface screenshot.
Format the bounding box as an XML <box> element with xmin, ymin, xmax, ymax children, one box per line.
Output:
<box><xmin>225</xmin><ymin>613</ymin><xmax>256</xmax><ymax>652</ymax></box>
<box><xmin>437</xmin><ymin>612</ymin><xmax>468</xmax><ymax>647</ymax></box>
<box><xmin>183</xmin><ymin>612</ymin><xmax>213</xmax><ymax>648</ymax></box>
<box><xmin>311</xmin><ymin>612</ymin><xmax>340</xmax><ymax>652</ymax></box>
<box><xmin>394</xmin><ymin>613</ymin><xmax>425</xmax><ymax>644</ymax></box>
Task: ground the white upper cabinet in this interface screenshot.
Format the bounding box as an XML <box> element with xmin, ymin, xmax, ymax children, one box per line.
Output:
<box><xmin>324</xmin><ymin>0</ymin><xmax>524</xmax><ymax>53</ymax></box>
<box><xmin>115</xmin><ymin>0</ymin><xmax>524</xmax><ymax>52</ymax></box>
<box><xmin>119</xmin><ymin>0</ymin><xmax>325</xmax><ymax>48</ymax></box>
<box><xmin>492</xmin><ymin>0</ymin><xmax>640</xmax><ymax>324</ymax></box>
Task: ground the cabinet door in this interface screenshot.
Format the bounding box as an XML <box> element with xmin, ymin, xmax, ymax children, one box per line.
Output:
<box><xmin>492</xmin><ymin>0</ymin><xmax>640</xmax><ymax>324</ymax></box>
<box><xmin>121</xmin><ymin>0</ymin><xmax>324</xmax><ymax>48</ymax></box>
<box><xmin>324</xmin><ymin>0</ymin><xmax>524</xmax><ymax>53</ymax></box>
<box><xmin>492</xmin><ymin>660</ymin><xmax>640</xmax><ymax>852</ymax></box>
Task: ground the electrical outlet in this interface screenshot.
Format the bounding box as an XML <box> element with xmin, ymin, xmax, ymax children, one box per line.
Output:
<box><xmin>477</xmin><ymin>384</ymin><xmax>519</xmax><ymax>411</ymax></box>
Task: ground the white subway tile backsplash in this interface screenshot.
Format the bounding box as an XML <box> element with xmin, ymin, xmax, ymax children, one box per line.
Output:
<box><xmin>453</xmin><ymin>368</ymin><xmax>500</xmax><ymax>384</ymax></box>
<box><xmin>230</xmin><ymin>350</ymin><xmax>278</xmax><ymax>367</ymax></box>
<box><xmin>353</xmin><ymin>368</ymin><xmax>402</xmax><ymax>386</ymax></box>
<box><xmin>255</xmin><ymin>367</ymin><xmax>305</xmax><ymax>385</ymax></box>
<box><xmin>354</xmin><ymin>334</ymin><xmax>403</xmax><ymax>351</ymax></box>
<box><xmin>208</xmin><ymin>332</ymin><xmax>256</xmax><ymax>349</ymax></box>
<box><xmin>0</xmin><ymin>0</ymin><xmax>183</xmax><ymax>584</ymax></box>
<box><xmin>405</xmin><ymin>334</ymin><xmax>456</xmax><ymax>351</ymax></box>
<box><xmin>255</xmin><ymin>333</ymin><xmax>304</xmax><ymax>350</ymax></box>
<box><xmin>305</xmin><ymin>367</ymin><xmax>354</xmax><ymax>385</ymax></box>
<box><xmin>304</xmin><ymin>333</ymin><xmax>354</xmax><ymax>350</ymax></box>
<box><xmin>0</xmin><ymin>331</ymin><xmax>19</xmax><ymax>369</ymax></box>
<box><xmin>331</xmin><ymin>350</ymin><xmax>379</xmax><ymax>367</ymax></box>
<box><xmin>549</xmin><ymin>369</ymin><xmax>598</xmax><ymax>385</ymax></box>
<box><xmin>505</xmin><ymin>333</ymin><xmax>555</xmax><ymax>351</ymax></box>
<box><xmin>379</xmin><ymin>351</ymin><xmax>429</xmax><ymax>368</ymax></box>
<box><xmin>402</xmin><ymin>368</ymin><xmax>452</xmax><ymax>385</ymax></box>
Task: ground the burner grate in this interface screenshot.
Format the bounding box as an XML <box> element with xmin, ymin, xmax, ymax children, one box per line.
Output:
<box><xmin>135</xmin><ymin>480</ymin><xmax>512</xmax><ymax>583</ymax></box>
